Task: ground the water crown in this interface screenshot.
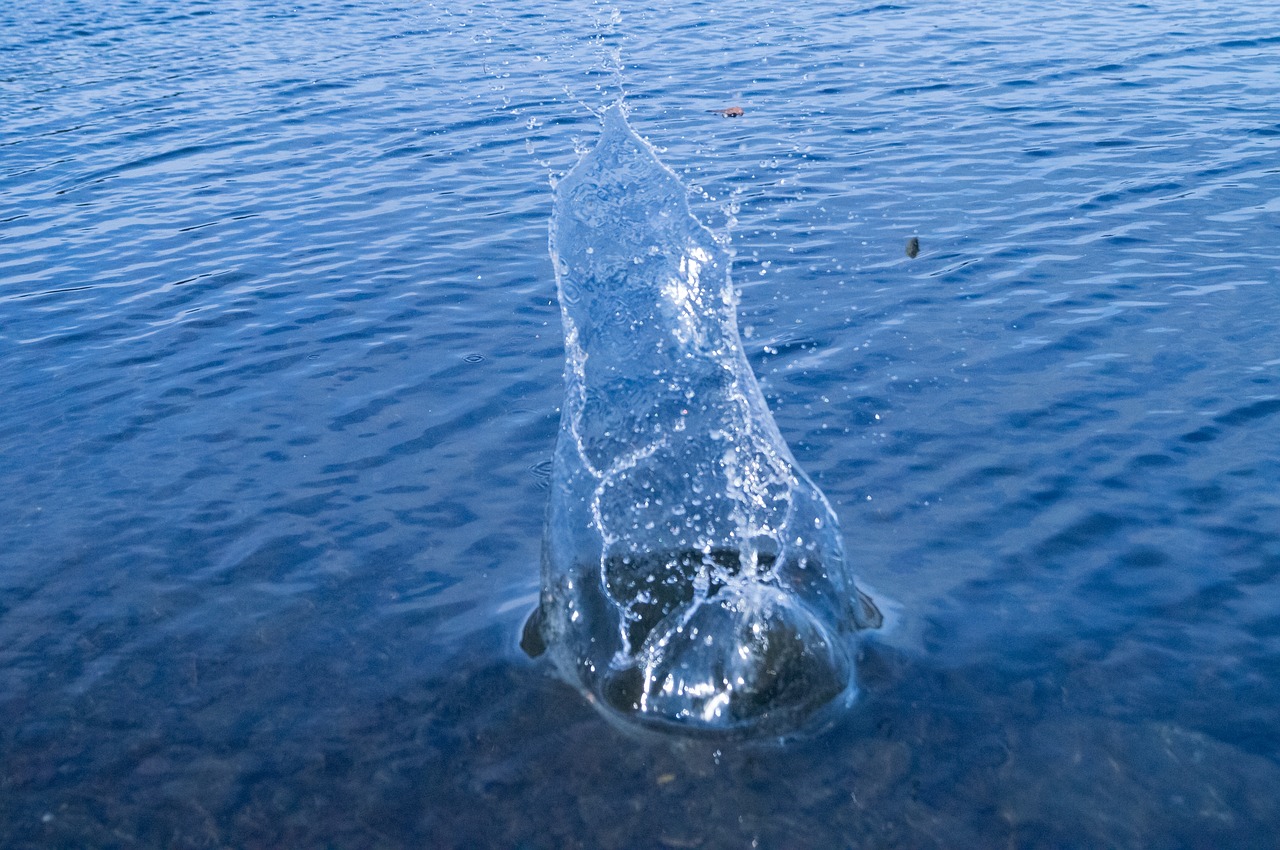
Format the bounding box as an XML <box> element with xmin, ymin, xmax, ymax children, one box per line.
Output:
<box><xmin>528</xmin><ymin>104</ymin><xmax>880</xmax><ymax>736</ymax></box>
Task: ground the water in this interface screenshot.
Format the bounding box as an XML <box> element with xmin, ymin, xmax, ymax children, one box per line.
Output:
<box><xmin>2</xmin><ymin>0</ymin><xmax>1278</xmax><ymax>846</ymax></box>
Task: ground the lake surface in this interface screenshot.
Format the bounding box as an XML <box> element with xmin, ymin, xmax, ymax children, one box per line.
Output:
<box><xmin>3</xmin><ymin>0</ymin><xmax>1279</xmax><ymax>846</ymax></box>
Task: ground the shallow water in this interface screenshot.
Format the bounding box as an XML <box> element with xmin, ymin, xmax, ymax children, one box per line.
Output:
<box><xmin>3</xmin><ymin>0</ymin><xmax>1279</xmax><ymax>847</ymax></box>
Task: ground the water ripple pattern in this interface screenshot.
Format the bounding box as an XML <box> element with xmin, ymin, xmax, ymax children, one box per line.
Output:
<box><xmin>1</xmin><ymin>0</ymin><xmax>1279</xmax><ymax>846</ymax></box>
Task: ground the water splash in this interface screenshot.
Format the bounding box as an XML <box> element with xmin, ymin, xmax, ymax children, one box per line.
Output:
<box><xmin>527</xmin><ymin>104</ymin><xmax>880</xmax><ymax>737</ymax></box>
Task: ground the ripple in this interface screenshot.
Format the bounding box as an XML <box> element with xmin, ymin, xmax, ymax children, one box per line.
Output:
<box><xmin>3</xmin><ymin>0</ymin><xmax>1280</xmax><ymax>844</ymax></box>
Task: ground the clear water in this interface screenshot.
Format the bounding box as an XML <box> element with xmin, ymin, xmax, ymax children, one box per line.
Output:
<box><xmin>2</xmin><ymin>0</ymin><xmax>1279</xmax><ymax>847</ymax></box>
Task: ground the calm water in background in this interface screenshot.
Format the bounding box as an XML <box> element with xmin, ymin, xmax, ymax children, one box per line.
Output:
<box><xmin>3</xmin><ymin>0</ymin><xmax>1279</xmax><ymax>846</ymax></box>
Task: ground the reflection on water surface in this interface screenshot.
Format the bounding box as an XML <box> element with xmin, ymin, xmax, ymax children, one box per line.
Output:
<box><xmin>2</xmin><ymin>0</ymin><xmax>1279</xmax><ymax>846</ymax></box>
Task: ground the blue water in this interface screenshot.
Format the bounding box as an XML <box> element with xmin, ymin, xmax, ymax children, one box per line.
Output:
<box><xmin>2</xmin><ymin>0</ymin><xmax>1279</xmax><ymax>846</ymax></box>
